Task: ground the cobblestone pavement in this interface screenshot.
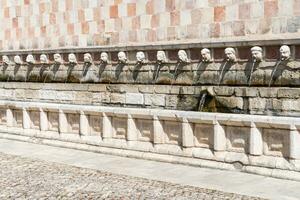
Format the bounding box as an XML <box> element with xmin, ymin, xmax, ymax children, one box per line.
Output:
<box><xmin>0</xmin><ymin>153</ymin><xmax>264</xmax><ymax>200</ymax></box>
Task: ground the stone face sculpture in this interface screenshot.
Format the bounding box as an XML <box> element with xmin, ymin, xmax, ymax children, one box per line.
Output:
<box><xmin>54</xmin><ymin>53</ymin><xmax>63</xmax><ymax>64</ymax></box>
<box><xmin>14</xmin><ymin>55</ymin><xmax>23</xmax><ymax>65</ymax></box>
<box><xmin>2</xmin><ymin>55</ymin><xmax>10</xmax><ymax>65</ymax></box>
<box><xmin>201</xmin><ymin>48</ymin><xmax>212</xmax><ymax>62</ymax></box>
<box><xmin>136</xmin><ymin>51</ymin><xmax>145</xmax><ymax>63</ymax></box>
<box><xmin>40</xmin><ymin>54</ymin><xmax>49</xmax><ymax>64</ymax></box>
<box><xmin>224</xmin><ymin>47</ymin><xmax>237</xmax><ymax>62</ymax></box>
<box><xmin>68</xmin><ymin>53</ymin><xmax>77</xmax><ymax>64</ymax></box>
<box><xmin>178</xmin><ymin>50</ymin><xmax>189</xmax><ymax>63</ymax></box>
<box><xmin>157</xmin><ymin>51</ymin><xmax>167</xmax><ymax>63</ymax></box>
<box><xmin>280</xmin><ymin>45</ymin><xmax>291</xmax><ymax>61</ymax></box>
<box><xmin>118</xmin><ymin>51</ymin><xmax>127</xmax><ymax>63</ymax></box>
<box><xmin>251</xmin><ymin>46</ymin><xmax>263</xmax><ymax>62</ymax></box>
<box><xmin>83</xmin><ymin>53</ymin><xmax>92</xmax><ymax>64</ymax></box>
<box><xmin>100</xmin><ymin>52</ymin><xmax>108</xmax><ymax>63</ymax></box>
<box><xmin>26</xmin><ymin>54</ymin><xmax>35</xmax><ymax>64</ymax></box>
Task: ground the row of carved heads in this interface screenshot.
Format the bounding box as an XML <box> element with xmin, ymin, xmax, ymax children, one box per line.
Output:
<box><xmin>1</xmin><ymin>45</ymin><xmax>291</xmax><ymax>65</ymax></box>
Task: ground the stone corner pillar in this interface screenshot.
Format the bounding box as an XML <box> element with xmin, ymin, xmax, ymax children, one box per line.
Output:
<box><xmin>213</xmin><ymin>120</ymin><xmax>226</xmax><ymax>152</ymax></box>
<box><xmin>80</xmin><ymin>111</ymin><xmax>89</xmax><ymax>136</ymax></box>
<box><xmin>102</xmin><ymin>113</ymin><xmax>113</xmax><ymax>139</ymax></box>
<box><xmin>58</xmin><ymin>109</ymin><xmax>68</xmax><ymax>133</ymax></box>
<box><xmin>39</xmin><ymin>108</ymin><xmax>48</xmax><ymax>131</ymax></box>
<box><xmin>153</xmin><ymin>115</ymin><xmax>164</xmax><ymax>144</ymax></box>
<box><xmin>249</xmin><ymin>122</ymin><xmax>263</xmax><ymax>156</ymax></box>
<box><xmin>181</xmin><ymin>118</ymin><xmax>194</xmax><ymax>148</ymax></box>
<box><xmin>290</xmin><ymin>124</ymin><xmax>300</xmax><ymax>160</ymax></box>
<box><xmin>127</xmin><ymin>114</ymin><xmax>137</xmax><ymax>141</ymax></box>
<box><xmin>22</xmin><ymin>107</ymin><xmax>31</xmax><ymax>129</ymax></box>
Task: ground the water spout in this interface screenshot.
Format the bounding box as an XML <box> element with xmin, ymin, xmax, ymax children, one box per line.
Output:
<box><xmin>268</xmin><ymin>60</ymin><xmax>281</xmax><ymax>87</ymax></box>
<box><xmin>174</xmin><ymin>62</ymin><xmax>180</xmax><ymax>79</ymax></box>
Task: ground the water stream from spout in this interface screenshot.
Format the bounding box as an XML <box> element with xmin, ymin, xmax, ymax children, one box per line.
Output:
<box><xmin>268</xmin><ymin>60</ymin><xmax>281</xmax><ymax>87</ymax></box>
<box><xmin>198</xmin><ymin>92</ymin><xmax>207</xmax><ymax>112</ymax></box>
<box><xmin>248</xmin><ymin>61</ymin><xmax>256</xmax><ymax>86</ymax></box>
<box><xmin>218</xmin><ymin>61</ymin><xmax>227</xmax><ymax>86</ymax></box>
<box><xmin>154</xmin><ymin>63</ymin><xmax>161</xmax><ymax>82</ymax></box>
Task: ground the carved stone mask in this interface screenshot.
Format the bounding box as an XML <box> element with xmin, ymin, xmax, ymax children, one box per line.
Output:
<box><xmin>251</xmin><ymin>46</ymin><xmax>263</xmax><ymax>62</ymax></box>
<box><xmin>84</xmin><ymin>53</ymin><xmax>92</xmax><ymax>63</ymax></box>
<box><xmin>2</xmin><ymin>56</ymin><xmax>10</xmax><ymax>65</ymax></box>
<box><xmin>26</xmin><ymin>54</ymin><xmax>35</xmax><ymax>64</ymax></box>
<box><xmin>14</xmin><ymin>55</ymin><xmax>23</xmax><ymax>65</ymax></box>
<box><xmin>225</xmin><ymin>48</ymin><xmax>237</xmax><ymax>62</ymax></box>
<box><xmin>54</xmin><ymin>53</ymin><xmax>63</xmax><ymax>64</ymax></box>
<box><xmin>280</xmin><ymin>45</ymin><xmax>291</xmax><ymax>61</ymax></box>
<box><xmin>201</xmin><ymin>48</ymin><xmax>211</xmax><ymax>62</ymax></box>
<box><xmin>157</xmin><ymin>51</ymin><xmax>166</xmax><ymax>63</ymax></box>
<box><xmin>178</xmin><ymin>50</ymin><xmax>188</xmax><ymax>63</ymax></box>
<box><xmin>136</xmin><ymin>51</ymin><xmax>145</xmax><ymax>63</ymax></box>
<box><xmin>100</xmin><ymin>52</ymin><xmax>108</xmax><ymax>63</ymax></box>
<box><xmin>40</xmin><ymin>54</ymin><xmax>49</xmax><ymax>64</ymax></box>
<box><xmin>68</xmin><ymin>53</ymin><xmax>77</xmax><ymax>64</ymax></box>
<box><xmin>118</xmin><ymin>51</ymin><xmax>127</xmax><ymax>63</ymax></box>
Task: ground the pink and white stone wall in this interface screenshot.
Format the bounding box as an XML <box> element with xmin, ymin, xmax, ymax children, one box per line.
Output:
<box><xmin>0</xmin><ymin>0</ymin><xmax>300</xmax><ymax>50</ymax></box>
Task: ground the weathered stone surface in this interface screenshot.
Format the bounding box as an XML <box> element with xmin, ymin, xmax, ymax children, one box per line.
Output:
<box><xmin>144</xmin><ymin>94</ymin><xmax>165</xmax><ymax>106</ymax></box>
<box><xmin>278</xmin><ymin>88</ymin><xmax>300</xmax><ymax>98</ymax></box>
<box><xmin>259</xmin><ymin>88</ymin><xmax>278</xmax><ymax>98</ymax></box>
<box><xmin>126</xmin><ymin>93</ymin><xmax>144</xmax><ymax>105</ymax></box>
<box><xmin>235</xmin><ymin>88</ymin><xmax>258</xmax><ymax>97</ymax></box>
<box><xmin>110</xmin><ymin>93</ymin><xmax>126</xmax><ymax>104</ymax></box>
<box><xmin>215</xmin><ymin>97</ymin><xmax>243</xmax><ymax>109</ymax></box>
<box><xmin>214</xmin><ymin>87</ymin><xmax>235</xmax><ymax>96</ymax></box>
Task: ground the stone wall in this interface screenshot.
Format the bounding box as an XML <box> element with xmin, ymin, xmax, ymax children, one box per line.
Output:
<box><xmin>1</xmin><ymin>0</ymin><xmax>300</xmax><ymax>50</ymax></box>
<box><xmin>0</xmin><ymin>82</ymin><xmax>300</xmax><ymax>117</ymax></box>
<box><xmin>0</xmin><ymin>100</ymin><xmax>299</xmax><ymax>181</ymax></box>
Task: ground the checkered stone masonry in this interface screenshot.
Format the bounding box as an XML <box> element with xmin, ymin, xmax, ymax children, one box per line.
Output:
<box><xmin>0</xmin><ymin>0</ymin><xmax>300</xmax><ymax>50</ymax></box>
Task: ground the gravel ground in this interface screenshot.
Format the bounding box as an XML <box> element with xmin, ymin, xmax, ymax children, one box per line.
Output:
<box><xmin>0</xmin><ymin>152</ymin><xmax>265</xmax><ymax>200</ymax></box>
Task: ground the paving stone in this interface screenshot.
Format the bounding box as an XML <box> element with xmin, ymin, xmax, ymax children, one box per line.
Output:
<box><xmin>0</xmin><ymin>152</ymin><xmax>263</xmax><ymax>200</ymax></box>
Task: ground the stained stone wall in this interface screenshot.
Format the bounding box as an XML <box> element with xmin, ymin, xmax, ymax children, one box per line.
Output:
<box><xmin>0</xmin><ymin>0</ymin><xmax>300</xmax><ymax>50</ymax></box>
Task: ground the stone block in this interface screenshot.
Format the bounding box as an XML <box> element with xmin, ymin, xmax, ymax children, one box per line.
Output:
<box><xmin>110</xmin><ymin>93</ymin><xmax>125</xmax><ymax>104</ymax></box>
<box><xmin>215</xmin><ymin>96</ymin><xmax>243</xmax><ymax>109</ymax></box>
<box><xmin>193</xmin><ymin>123</ymin><xmax>213</xmax><ymax>148</ymax></box>
<box><xmin>144</xmin><ymin>94</ymin><xmax>165</xmax><ymax>107</ymax></box>
<box><xmin>125</xmin><ymin>93</ymin><xmax>144</xmax><ymax>105</ymax></box>
<box><xmin>162</xmin><ymin>120</ymin><xmax>182</xmax><ymax>145</ymax></box>
<box><xmin>278</xmin><ymin>88</ymin><xmax>300</xmax><ymax>98</ymax></box>
<box><xmin>259</xmin><ymin>88</ymin><xmax>278</xmax><ymax>98</ymax></box>
<box><xmin>136</xmin><ymin>118</ymin><xmax>153</xmax><ymax>142</ymax></box>
<box><xmin>263</xmin><ymin>128</ymin><xmax>289</xmax><ymax>158</ymax></box>
<box><xmin>282</xmin><ymin>100</ymin><xmax>300</xmax><ymax>111</ymax></box>
<box><xmin>226</xmin><ymin>126</ymin><xmax>250</xmax><ymax>153</ymax></box>
<box><xmin>214</xmin><ymin>87</ymin><xmax>235</xmax><ymax>96</ymax></box>
<box><xmin>88</xmin><ymin>84</ymin><xmax>107</xmax><ymax>92</ymax></box>
<box><xmin>75</xmin><ymin>91</ymin><xmax>93</xmax><ymax>103</ymax></box>
<box><xmin>112</xmin><ymin>117</ymin><xmax>127</xmax><ymax>139</ymax></box>
<box><xmin>235</xmin><ymin>87</ymin><xmax>258</xmax><ymax>97</ymax></box>
<box><xmin>138</xmin><ymin>85</ymin><xmax>154</xmax><ymax>93</ymax></box>
<box><xmin>165</xmin><ymin>95</ymin><xmax>178</xmax><ymax>109</ymax></box>
<box><xmin>249</xmin><ymin>98</ymin><xmax>267</xmax><ymax>110</ymax></box>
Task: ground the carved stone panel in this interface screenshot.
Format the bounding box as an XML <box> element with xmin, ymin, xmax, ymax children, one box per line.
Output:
<box><xmin>112</xmin><ymin>117</ymin><xmax>127</xmax><ymax>139</ymax></box>
<box><xmin>30</xmin><ymin>111</ymin><xmax>40</xmax><ymax>129</ymax></box>
<box><xmin>89</xmin><ymin>115</ymin><xmax>102</xmax><ymax>136</ymax></box>
<box><xmin>193</xmin><ymin>123</ymin><xmax>213</xmax><ymax>148</ymax></box>
<box><xmin>13</xmin><ymin>110</ymin><xmax>23</xmax><ymax>128</ymax></box>
<box><xmin>0</xmin><ymin>109</ymin><xmax>6</xmax><ymax>125</ymax></box>
<box><xmin>226</xmin><ymin>126</ymin><xmax>250</xmax><ymax>153</ymax></box>
<box><xmin>136</xmin><ymin>119</ymin><xmax>153</xmax><ymax>142</ymax></box>
<box><xmin>67</xmin><ymin>113</ymin><xmax>80</xmax><ymax>134</ymax></box>
<box><xmin>48</xmin><ymin>112</ymin><xmax>59</xmax><ymax>131</ymax></box>
<box><xmin>263</xmin><ymin>128</ymin><xmax>289</xmax><ymax>157</ymax></box>
<box><xmin>163</xmin><ymin>120</ymin><xmax>182</xmax><ymax>145</ymax></box>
